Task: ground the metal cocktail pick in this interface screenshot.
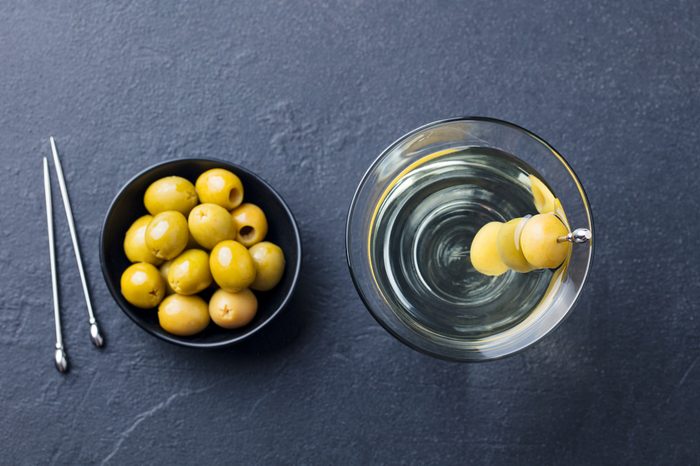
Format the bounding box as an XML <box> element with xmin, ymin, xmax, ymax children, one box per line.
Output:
<box><xmin>44</xmin><ymin>157</ymin><xmax>68</xmax><ymax>373</ymax></box>
<box><xmin>558</xmin><ymin>228</ymin><xmax>592</xmax><ymax>244</ymax></box>
<box><xmin>49</xmin><ymin>137</ymin><xmax>104</xmax><ymax>349</ymax></box>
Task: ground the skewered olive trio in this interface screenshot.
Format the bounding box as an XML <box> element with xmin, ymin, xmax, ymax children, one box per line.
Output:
<box><xmin>120</xmin><ymin>168</ymin><xmax>285</xmax><ymax>336</ymax></box>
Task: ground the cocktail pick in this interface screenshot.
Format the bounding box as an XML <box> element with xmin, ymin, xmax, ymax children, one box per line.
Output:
<box><xmin>558</xmin><ymin>228</ymin><xmax>592</xmax><ymax>244</ymax></box>
<box><xmin>44</xmin><ymin>157</ymin><xmax>68</xmax><ymax>373</ymax></box>
<box><xmin>49</xmin><ymin>137</ymin><xmax>104</xmax><ymax>348</ymax></box>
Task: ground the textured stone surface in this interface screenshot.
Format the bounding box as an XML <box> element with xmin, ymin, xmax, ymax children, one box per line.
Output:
<box><xmin>1</xmin><ymin>1</ymin><xmax>699</xmax><ymax>464</ymax></box>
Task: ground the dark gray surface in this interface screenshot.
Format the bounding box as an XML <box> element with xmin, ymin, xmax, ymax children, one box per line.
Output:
<box><xmin>1</xmin><ymin>1</ymin><xmax>698</xmax><ymax>464</ymax></box>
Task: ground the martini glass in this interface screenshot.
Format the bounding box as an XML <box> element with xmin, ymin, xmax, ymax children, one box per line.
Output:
<box><xmin>346</xmin><ymin>117</ymin><xmax>593</xmax><ymax>361</ymax></box>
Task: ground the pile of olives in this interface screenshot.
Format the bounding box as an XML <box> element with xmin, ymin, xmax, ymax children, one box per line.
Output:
<box><xmin>470</xmin><ymin>175</ymin><xmax>571</xmax><ymax>276</ymax></box>
<box><xmin>120</xmin><ymin>168</ymin><xmax>285</xmax><ymax>336</ymax></box>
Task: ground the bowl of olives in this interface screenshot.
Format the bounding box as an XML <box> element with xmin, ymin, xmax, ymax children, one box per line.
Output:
<box><xmin>100</xmin><ymin>158</ymin><xmax>301</xmax><ymax>348</ymax></box>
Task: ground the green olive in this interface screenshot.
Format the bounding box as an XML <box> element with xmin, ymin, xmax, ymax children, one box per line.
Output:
<box><xmin>208</xmin><ymin>288</ymin><xmax>257</xmax><ymax>329</ymax></box>
<box><xmin>231</xmin><ymin>203</ymin><xmax>268</xmax><ymax>247</ymax></box>
<box><xmin>167</xmin><ymin>249</ymin><xmax>212</xmax><ymax>295</ymax></box>
<box><xmin>195</xmin><ymin>168</ymin><xmax>244</xmax><ymax>210</ymax></box>
<box><xmin>120</xmin><ymin>262</ymin><xmax>165</xmax><ymax>309</ymax></box>
<box><xmin>158</xmin><ymin>294</ymin><xmax>210</xmax><ymax>336</ymax></box>
<box><xmin>470</xmin><ymin>221</ymin><xmax>508</xmax><ymax>276</ymax></box>
<box><xmin>159</xmin><ymin>260</ymin><xmax>176</xmax><ymax>295</ymax></box>
<box><xmin>144</xmin><ymin>176</ymin><xmax>198</xmax><ymax>216</ymax></box>
<box><xmin>145</xmin><ymin>211</ymin><xmax>189</xmax><ymax>260</ymax></box>
<box><xmin>496</xmin><ymin>217</ymin><xmax>533</xmax><ymax>273</ymax></box>
<box><xmin>187</xmin><ymin>203</ymin><xmax>236</xmax><ymax>250</ymax></box>
<box><xmin>123</xmin><ymin>215</ymin><xmax>163</xmax><ymax>265</ymax></box>
<box><xmin>209</xmin><ymin>240</ymin><xmax>256</xmax><ymax>292</ymax></box>
<box><xmin>520</xmin><ymin>213</ymin><xmax>570</xmax><ymax>269</ymax></box>
<box><xmin>249</xmin><ymin>242</ymin><xmax>285</xmax><ymax>291</ymax></box>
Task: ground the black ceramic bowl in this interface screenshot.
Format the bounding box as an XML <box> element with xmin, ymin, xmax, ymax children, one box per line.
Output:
<box><xmin>100</xmin><ymin>158</ymin><xmax>301</xmax><ymax>348</ymax></box>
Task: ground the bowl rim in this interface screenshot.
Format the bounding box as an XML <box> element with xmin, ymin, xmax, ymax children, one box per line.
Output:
<box><xmin>100</xmin><ymin>157</ymin><xmax>302</xmax><ymax>348</ymax></box>
<box><xmin>345</xmin><ymin>116</ymin><xmax>594</xmax><ymax>362</ymax></box>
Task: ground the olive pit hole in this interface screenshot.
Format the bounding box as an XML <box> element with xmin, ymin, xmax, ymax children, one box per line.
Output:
<box><xmin>239</xmin><ymin>226</ymin><xmax>255</xmax><ymax>240</ymax></box>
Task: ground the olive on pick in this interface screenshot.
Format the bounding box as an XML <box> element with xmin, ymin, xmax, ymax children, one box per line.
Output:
<box><xmin>496</xmin><ymin>217</ymin><xmax>533</xmax><ymax>273</ymax></box>
<box><xmin>520</xmin><ymin>213</ymin><xmax>570</xmax><ymax>269</ymax></box>
<box><xmin>470</xmin><ymin>221</ymin><xmax>508</xmax><ymax>276</ymax></box>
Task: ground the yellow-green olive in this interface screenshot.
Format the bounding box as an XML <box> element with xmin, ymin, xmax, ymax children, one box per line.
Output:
<box><xmin>470</xmin><ymin>221</ymin><xmax>508</xmax><ymax>276</ymax></box>
<box><xmin>520</xmin><ymin>213</ymin><xmax>570</xmax><ymax>269</ymax></box>
<box><xmin>195</xmin><ymin>168</ymin><xmax>244</xmax><ymax>210</ymax></box>
<box><xmin>157</xmin><ymin>294</ymin><xmax>210</xmax><ymax>336</ymax></box>
<box><xmin>209</xmin><ymin>240</ymin><xmax>256</xmax><ymax>292</ymax></box>
<box><xmin>187</xmin><ymin>203</ymin><xmax>236</xmax><ymax>250</ymax></box>
<box><xmin>249</xmin><ymin>242</ymin><xmax>285</xmax><ymax>291</ymax></box>
<box><xmin>123</xmin><ymin>215</ymin><xmax>163</xmax><ymax>265</ymax></box>
<box><xmin>144</xmin><ymin>176</ymin><xmax>198</xmax><ymax>216</ymax></box>
<box><xmin>145</xmin><ymin>211</ymin><xmax>189</xmax><ymax>260</ymax></box>
<box><xmin>208</xmin><ymin>288</ymin><xmax>257</xmax><ymax>329</ymax></box>
<box><xmin>120</xmin><ymin>262</ymin><xmax>165</xmax><ymax>309</ymax></box>
<box><xmin>231</xmin><ymin>203</ymin><xmax>268</xmax><ymax>247</ymax></box>
<box><xmin>167</xmin><ymin>249</ymin><xmax>212</xmax><ymax>295</ymax></box>
<box><xmin>159</xmin><ymin>260</ymin><xmax>176</xmax><ymax>295</ymax></box>
<box><xmin>496</xmin><ymin>217</ymin><xmax>533</xmax><ymax>273</ymax></box>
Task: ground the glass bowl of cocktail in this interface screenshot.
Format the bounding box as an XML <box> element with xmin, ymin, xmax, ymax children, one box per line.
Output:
<box><xmin>346</xmin><ymin>117</ymin><xmax>593</xmax><ymax>361</ymax></box>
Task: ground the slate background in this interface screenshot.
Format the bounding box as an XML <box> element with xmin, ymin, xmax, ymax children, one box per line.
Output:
<box><xmin>1</xmin><ymin>1</ymin><xmax>699</xmax><ymax>464</ymax></box>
